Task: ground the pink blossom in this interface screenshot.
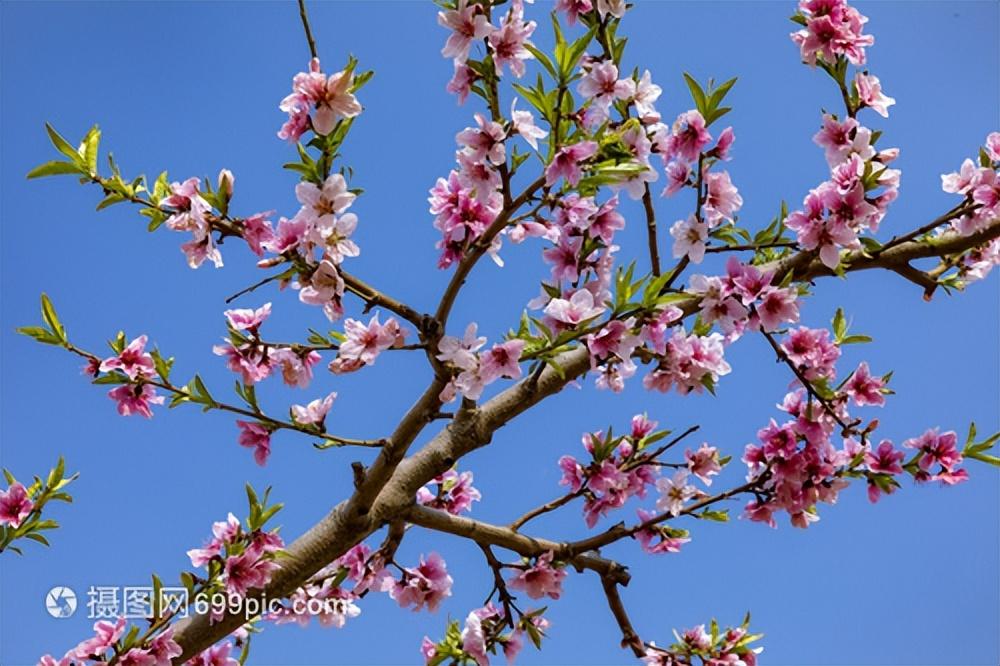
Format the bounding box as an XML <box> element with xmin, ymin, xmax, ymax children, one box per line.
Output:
<box><xmin>711</xmin><ymin>126</ymin><xmax>736</xmax><ymax>160</ymax></box>
<box><xmin>417</xmin><ymin>469</ymin><xmax>482</xmax><ymax>515</ymax></box>
<box><xmin>596</xmin><ymin>0</ymin><xmax>625</xmax><ymax>19</ymax></box>
<box><xmin>508</xmin><ymin>551</ymin><xmax>566</xmax><ymax>600</ymax></box>
<box><xmin>389</xmin><ymin>552</ymin><xmax>453</xmax><ymax>612</ymax></box>
<box><xmin>903</xmin><ymin>428</ymin><xmax>964</xmax><ymax>478</ymax></box>
<box><xmin>631</xmin><ymin>414</ymin><xmax>658</xmax><ymax>440</ymax></box>
<box><xmin>543</xmin><ymin>289</ymin><xmax>605</xmax><ymax>327</ymax></box>
<box><xmin>108</xmin><ymin>383</ymin><xmax>165</xmax><ymax>418</ymax></box>
<box><xmin>662</xmin><ymin>161</ymin><xmax>690</xmax><ymax>197</ymax></box>
<box><xmin>756</xmin><ymin>288</ymin><xmax>800</xmax><ymax>332</ymax></box>
<box><xmin>643</xmin><ymin>329</ymin><xmax>731</xmax><ymax>395</ymax></box>
<box><xmin>291</xmin><ymin>392</ymin><xmax>337</xmax><ymax>425</ymax></box>
<box><xmin>118</xmin><ymin>648</ymin><xmax>156</xmax><ymax>666</ymax></box>
<box><xmin>854</xmin><ymin>72</ymin><xmax>894</xmax><ymax>117</ymax></box>
<box><xmin>555</xmin><ymin>0</ymin><xmax>593</xmax><ymax>25</ymax></box>
<box><xmin>236</xmin><ymin>421</ymin><xmax>271</xmax><ymax>466</ymax></box>
<box><xmin>224</xmin><ymin>543</ymin><xmax>280</xmax><ymax>596</ymax></box>
<box><xmin>510</xmin><ymin>99</ymin><xmax>548</xmax><ymax>150</ymax></box>
<box><xmin>100</xmin><ymin>335</ymin><xmax>156</xmax><ymax>380</ymax></box>
<box><xmin>180</xmin><ymin>235</ymin><xmax>223</xmax><ymax>269</ymax></box>
<box><xmin>340</xmin><ymin>314</ymin><xmax>404</xmax><ymax>365</ymax></box>
<box><xmin>224</xmin><ymin>302</ymin><xmax>271</xmax><ymax>332</ymax></box>
<box><xmin>578</xmin><ymin>60</ymin><xmax>633</xmax><ymax>113</ymax></box>
<box><xmin>665</xmin><ymin>110</ymin><xmax>712</xmax><ymax>163</ymax></box>
<box><xmin>241</xmin><ymin>211</ymin><xmax>275</xmax><ymax>257</ymax></box>
<box><xmin>144</xmin><ymin>629</ymin><xmax>182</xmax><ymax>666</ymax></box>
<box><xmin>457</xmin><ymin>113</ymin><xmax>507</xmax><ymax>166</ymax></box>
<box><xmin>447</xmin><ymin>62</ymin><xmax>476</xmax><ymax>103</ymax></box>
<box><xmin>213</xmin><ymin>342</ymin><xmax>271</xmax><ymax>385</ymax></box>
<box><xmin>270</xmin><ymin>348</ymin><xmax>321</xmax><ymax>388</ymax></box>
<box><xmin>438</xmin><ymin>0</ymin><xmax>494</xmax><ymax>62</ymax></box>
<box><xmin>263</xmin><ymin>215</ymin><xmax>309</xmax><ymax>255</ymax></box>
<box><xmin>631</xmin><ymin>70</ymin><xmax>662</xmax><ymax>120</ymax></box>
<box><xmin>545</xmin><ymin>141</ymin><xmax>598</xmax><ymax>186</ymax></box>
<box><xmin>283</xmin><ymin>58</ymin><xmax>362</xmax><ymax>138</ymax></box>
<box><xmin>460</xmin><ymin>610</ymin><xmax>489</xmax><ymax>666</ymax></box>
<box><xmin>845</xmin><ymin>361</ymin><xmax>885</xmax><ymax>406</ymax></box>
<box><xmin>686</xmin><ymin>443</ymin><xmax>722</xmax><ymax>485</ymax></box>
<box><xmin>669</xmin><ymin>215</ymin><xmax>708</xmax><ymax>263</ymax></box>
<box><xmin>865</xmin><ymin>440</ymin><xmax>903</xmax><ymax>475</ymax></box>
<box><xmin>703</xmin><ymin>171</ymin><xmax>743</xmax><ymax>224</ymax></box>
<box><xmin>488</xmin><ymin>4</ymin><xmax>536</xmax><ymax>77</ymax></box>
<box><xmin>72</xmin><ymin>618</ymin><xmax>126</xmax><ymax>660</ymax></box>
<box><xmin>635</xmin><ymin>509</ymin><xmax>690</xmax><ymax>555</ymax></box>
<box><xmin>480</xmin><ymin>339</ymin><xmax>525</xmax><ymax>383</ymax></box>
<box><xmin>558</xmin><ymin>455</ymin><xmax>585</xmax><ymax>492</ymax></box>
<box><xmin>295</xmin><ymin>173</ymin><xmax>356</xmax><ymax>228</ymax></box>
<box><xmin>437</xmin><ymin>322</ymin><xmax>487</xmax><ymax>370</ymax></box>
<box><xmin>986</xmin><ymin>132</ymin><xmax>1000</xmax><ymax>162</ymax></box>
<box><xmin>187</xmin><ymin>642</ymin><xmax>240</xmax><ymax>666</ymax></box>
<box><xmin>298</xmin><ymin>259</ymin><xmax>345</xmax><ymax>321</ymax></box>
<box><xmin>655</xmin><ymin>470</ymin><xmax>697</xmax><ymax>516</ymax></box>
<box><xmin>780</xmin><ymin>327</ymin><xmax>841</xmax><ymax>380</ymax></box>
<box><xmin>0</xmin><ymin>483</ymin><xmax>33</xmax><ymax>528</ymax></box>
<box><xmin>791</xmin><ymin>0</ymin><xmax>874</xmax><ymax>66</ymax></box>
<box><xmin>162</xmin><ymin>177</ymin><xmax>209</xmax><ymax>233</ymax></box>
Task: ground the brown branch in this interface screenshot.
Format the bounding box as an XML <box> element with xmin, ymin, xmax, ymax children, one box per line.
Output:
<box><xmin>297</xmin><ymin>0</ymin><xmax>318</xmax><ymax>60</ymax></box>
<box><xmin>434</xmin><ymin>176</ymin><xmax>547</xmax><ymax>325</ymax></box>
<box><xmin>406</xmin><ymin>504</ymin><xmax>630</xmax><ymax>586</ymax></box>
<box><xmin>642</xmin><ymin>183</ymin><xmax>661</xmax><ymax>276</ymax></box>
<box><xmin>340</xmin><ymin>269</ymin><xmax>429</xmax><ymax>330</ymax></box>
<box><xmin>478</xmin><ymin>543</ymin><xmax>520</xmax><ymax>626</ymax></box>
<box><xmin>600</xmin><ymin>575</ymin><xmax>645</xmax><ymax>658</ymax></box>
<box><xmin>758</xmin><ymin>325</ymin><xmax>854</xmax><ymax>434</ymax></box>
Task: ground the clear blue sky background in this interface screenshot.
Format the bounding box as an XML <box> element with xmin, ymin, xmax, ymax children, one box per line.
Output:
<box><xmin>1</xmin><ymin>2</ymin><xmax>997</xmax><ymax>664</ymax></box>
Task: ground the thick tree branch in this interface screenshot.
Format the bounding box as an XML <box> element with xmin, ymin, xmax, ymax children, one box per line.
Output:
<box><xmin>406</xmin><ymin>504</ymin><xmax>630</xmax><ymax>585</ymax></box>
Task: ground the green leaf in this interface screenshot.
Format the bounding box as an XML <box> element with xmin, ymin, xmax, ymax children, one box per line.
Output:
<box><xmin>80</xmin><ymin>125</ymin><xmax>101</xmax><ymax>174</ymax></box>
<box><xmin>831</xmin><ymin>307</ymin><xmax>847</xmax><ymax>341</ymax></box>
<box><xmin>40</xmin><ymin>294</ymin><xmax>66</xmax><ymax>343</ymax></box>
<box><xmin>16</xmin><ymin>326</ymin><xmax>63</xmax><ymax>345</ymax></box>
<box><xmin>682</xmin><ymin>73</ymin><xmax>707</xmax><ymax>116</ymax></box>
<box><xmin>44</xmin><ymin>123</ymin><xmax>83</xmax><ymax>164</ymax></box>
<box><xmin>26</xmin><ymin>160</ymin><xmax>84</xmax><ymax>179</ymax></box>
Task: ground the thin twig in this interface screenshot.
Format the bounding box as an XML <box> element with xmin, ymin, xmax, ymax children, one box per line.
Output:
<box><xmin>297</xmin><ymin>0</ymin><xmax>318</xmax><ymax>60</ymax></box>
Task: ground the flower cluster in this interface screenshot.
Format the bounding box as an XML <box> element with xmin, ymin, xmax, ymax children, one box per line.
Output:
<box><xmin>507</xmin><ymin>551</ymin><xmax>566</xmax><ymax>600</ymax></box>
<box><xmin>422</xmin><ymin>604</ymin><xmax>549</xmax><ymax>666</ymax></box>
<box><xmin>436</xmin><ymin>323</ymin><xmax>525</xmax><ymax>401</ymax></box>
<box><xmin>939</xmin><ymin>132</ymin><xmax>1000</xmax><ymax>283</ymax></box>
<box><xmin>737</xmin><ymin>324</ymin><xmax>903</xmax><ymax>526</ymax></box>
<box><xmin>186</xmin><ymin>512</ymin><xmax>284</xmax><ymax>598</ymax></box>
<box><xmin>269</xmin><ymin>542</ymin><xmax>387</xmax><ymax>629</ymax></box>
<box><xmin>0</xmin><ymin>482</ymin><xmax>33</xmax><ymax>528</ymax></box>
<box><xmin>39</xmin><ymin>620</ymin><xmax>183</xmax><ymax>666</ymax></box>
<box><xmin>785</xmin><ymin>2</ymin><xmax>902</xmax><ymax>270</ymax></box>
<box><xmin>160</xmin><ymin>172</ymin><xmax>235</xmax><ymax>269</ymax></box>
<box><xmin>329</xmin><ymin>314</ymin><xmax>407</xmax><ymax>373</ymax></box>
<box><xmin>278</xmin><ymin>57</ymin><xmax>362</xmax><ymax>142</ymax></box>
<box><xmin>790</xmin><ymin>0</ymin><xmax>874</xmax><ymax>67</ymax></box>
<box><xmin>99</xmin><ymin>334</ymin><xmax>166</xmax><ymax>418</ymax></box>
<box><xmin>688</xmin><ymin>258</ymin><xmax>802</xmax><ymax>342</ymax></box>
<box><xmin>642</xmin><ymin>618</ymin><xmax>762</xmax><ymax>666</ymax></box>
<box><xmin>642</xmin><ymin>327</ymin><xmax>732</xmax><ymax>396</ymax></box>
<box><xmin>416</xmin><ymin>468</ymin><xmax>482</xmax><ymax>515</ymax></box>
<box><xmin>557</xmin><ymin>415</ymin><xmax>668</xmax><ymax>527</ymax></box>
<box><xmin>381</xmin><ymin>552</ymin><xmax>454</xmax><ymax>613</ymax></box>
<box><xmin>214</xmin><ymin>303</ymin><xmax>322</xmax><ymax>388</ymax></box>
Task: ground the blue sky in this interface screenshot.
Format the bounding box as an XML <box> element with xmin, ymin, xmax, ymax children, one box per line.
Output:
<box><xmin>1</xmin><ymin>1</ymin><xmax>997</xmax><ymax>664</ymax></box>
